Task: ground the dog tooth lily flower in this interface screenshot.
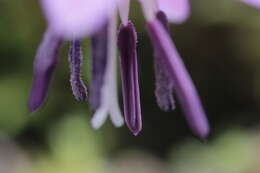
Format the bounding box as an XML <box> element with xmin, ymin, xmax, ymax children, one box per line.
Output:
<box><xmin>29</xmin><ymin>0</ymin><xmax>210</xmax><ymax>138</ymax></box>
<box><xmin>29</xmin><ymin>0</ymin><xmax>123</xmax><ymax>129</ymax></box>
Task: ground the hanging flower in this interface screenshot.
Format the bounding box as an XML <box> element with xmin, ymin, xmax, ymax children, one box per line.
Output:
<box><xmin>29</xmin><ymin>0</ymin><xmax>210</xmax><ymax>138</ymax></box>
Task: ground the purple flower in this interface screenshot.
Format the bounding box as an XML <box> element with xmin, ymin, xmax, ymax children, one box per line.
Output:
<box><xmin>241</xmin><ymin>0</ymin><xmax>260</xmax><ymax>8</ymax></box>
<box><xmin>29</xmin><ymin>0</ymin><xmax>210</xmax><ymax>138</ymax></box>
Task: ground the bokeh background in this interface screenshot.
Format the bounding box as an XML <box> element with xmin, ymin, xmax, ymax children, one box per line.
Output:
<box><xmin>1</xmin><ymin>0</ymin><xmax>260</xmax><ymax>172</ymax></box>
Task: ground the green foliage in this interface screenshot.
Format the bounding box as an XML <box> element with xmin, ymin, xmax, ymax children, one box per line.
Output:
<box><xmin>169</xmin><ymin>129</ymin><xmax>256</xmax><ymax>173</ymax></box>
<box><xmin>35</xmin><ymin>113</ymin><xmax>105</xmax><ymax>173</ymax></box>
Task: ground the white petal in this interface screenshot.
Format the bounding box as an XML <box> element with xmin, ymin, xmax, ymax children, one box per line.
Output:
<box><xmin>40</xmin><ymin>0</ymin><xmax>117</xmax><ymax>39</ymax></box>
<box><xmin>157</xmin><ymin>0</ymin><xmax>190</xmax><ymax>23</ymax></box>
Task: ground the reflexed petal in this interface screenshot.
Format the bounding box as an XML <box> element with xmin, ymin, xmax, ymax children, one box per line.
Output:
<box><xmin>118</xmin><ymin>21</ymin><xmax>142</xmax><ymax>136</ymax></box>
<box><xmin>91</xmin><ymin>13</ymin><xmax>124</xmax><ymax>129</ymax></box>
<box><xmin>154</xmin><ymin>11</ymin><xmax>175</xmax><ymax>111</ymax></box>
<box><xmin>241</xmin><ymin>0</ymin><xmax>260</xmax><ymax>8</ymax></box>
<box><xmin>40</xmin><ymin>0</ymin><xmax>117</xmax><ymax>39</ymax></box>
<box><xmin>28</xmin><ymin>29</ymin><xmax>62</xmax><ymax>112</ymax></box>
<box><xmin>157</xmin><ymin>0</ymin><xmax>190</xmax><ymax>23</ymax></box>
<box><xmin>68</xmin><ymin>40</ymin><xmax>88</xmax><ymax>101</ymax></box>
<box><xmin>90</xmin><ymin>23</ymin><xmax>109</xmax><ymax>109</ymax></box>
<box><xmin>147</xmin><ymin>19</ymin><xmax>209</xmax><ymax>139</ymax></box>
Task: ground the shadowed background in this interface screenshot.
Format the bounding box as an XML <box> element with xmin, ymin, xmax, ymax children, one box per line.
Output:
<box><xmin>0</xmin><ymin>0</ymin><xmax>260</xmax><ymax>172</ymax></box>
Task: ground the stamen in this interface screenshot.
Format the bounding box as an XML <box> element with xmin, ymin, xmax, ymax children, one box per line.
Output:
<box><xmin>154</xmin><ymin>11</ymin><xmax>175</xmax><ymax>111</ymax></box>
<box><xmin>118</xmin><ymin>21</ymin><xmax>142</xmax><ymax>136</ymax></box>
<box><xmin>90</xmin><ymin>23</ymin><xmax>109</xmax><ymax>109</ymax></box>
<box><xmin>91</xmin><ymin>13</ymin><xmax>124</xmax><ymax>129</ymax></box>
<box><xmin>68</xmin><ymin>40</ymin><xmax>88</xmax><ymax>101</ymax></box>
<box><xmin>146</xmin><ymin>20</ymin><xmax>210</xmax><ymax>139</ymax></box>
<box><xmin>28</xmin><ymin>29</ymin><xmax>62</xmax><ymax>112</ymax></box>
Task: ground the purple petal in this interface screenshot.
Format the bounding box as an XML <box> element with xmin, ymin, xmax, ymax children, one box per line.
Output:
<box><xmin>90</xmin><ymin>23</ymin><xmax>109</xmax><ymax>109</ymax></box>
<box><xmin>241</xmin><ymin>0</ymin><xmax>260</xmax><ymax>8</ymax></box>
<box><xmin>154</xmin><ymin>11</ymin><xmax>175</xmax><ymax>111</ymax></box>
<box><xmin>146</xmin><ymin>19</ymin><xmax>209</xmax><ymax>139</ymax></box>
<box><xmin>28</xmin><ymin>29</ymin><xmax>62</xmax><ymax>112</ymax></box>
<box><xmin>68</xmin><ymin>40</ymin><xmax>88</xmax><ymax>101</ymax></box>
<box><xmin>157</xmin><ymin>0</ymin><xmax>190</xmax><ymax>23</ymax></box>
<box><xmin>118</xmin><ymin>22</ymin><xmax>142</xmax><ymax>136</ymax></box>
<box><xmin>40</xmin><ymin>0</ymin><xmax>116</xmax><ymax>39</ymax></box>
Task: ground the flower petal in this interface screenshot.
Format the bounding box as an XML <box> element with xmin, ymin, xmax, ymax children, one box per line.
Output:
<box><xmin>147</xmin><ymin>19</ymin><xmax>209</xmax><ymax>139</ymax></box>
<box><xmin>28</xmin><ymin>29</ymin><xmax>62</xmax><ymax>112</ymax></box>
<box><xmin>241</xmin><ymin>0</ymin><xmax>260</xmax><ymax>8</ymax></box>
<box><xmin>118</xmin><ymin>21</ymin><xmax>142</xmax><ymax>136</ymax></box>
<box><xmin>68</xmin><ymin>40</ymin><xmax>88</xmax><ymax>101</ymax></box>
<box><xmin>90</xmin><ymin>23</ymin><xmax>109</xmax><ymax>110</ymax></box>
<box><xmin>157</xmin><ymin>0</ymin><xmax>190</xmax><ymax>23</ymax></box>
<box><xmin>40</xmin><ymin>0</ymin><xmax>116</xmax><ymax>39</ymax></box>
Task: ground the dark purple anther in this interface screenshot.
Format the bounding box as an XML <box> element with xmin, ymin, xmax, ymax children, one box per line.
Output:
<box><xmin>154</xmin><ymin>11</ymin><xmax>175</xmax><ymax>111</ymax></box>
<box><xmin>118</xmin><ymin>22</ymin><xmax>142</xmax><ymax>136</ymax></box>
<box><xmin>68</xmin><ymin>40</ymin><xmax>88</xmax><ymax>101</ymax></box>
<box><xmin>146</xmin><ymin>19</ymin><xmax>210</xmax><ymax>139</ymax></box>
<box><xmin>28</xmin><ymin>29</ymin><xmax>62</xmax><ymax>112</ymax></box>
<box><xmin>90</xmin><ymin>23</ymin><xmax>109</xmax><ymax>109</ymax></box>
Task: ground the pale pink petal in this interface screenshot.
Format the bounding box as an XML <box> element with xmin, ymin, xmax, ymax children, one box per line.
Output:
<box><xmin>241</xmin><ymin>0</ymin><xmax>260</xmax><ymax>8</ymax></box>
<box><xmin>117</xmin><ymin>0</ymin><xmax>130</xmax><ymax>26</ymax></box>
<box><xmin>157</xmin><ymin>0</ymin><xmax>190</xmax><ymax>23</ymax></box>
<box><xmin>40</xmin><ymin>0</ymin><xmax>117</xmax><ymax>39</ymax></box>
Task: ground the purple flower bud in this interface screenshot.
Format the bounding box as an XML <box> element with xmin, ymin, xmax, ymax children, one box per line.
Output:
<box><xmin>90</xmin><ymin>23</ymin><xmax>109</xmax><ymax>109</ymax></box>
<box><xmin>118</xmin><ymin>22</ymin><xmax>142</xmax><ymax>136</ymax></box>
<box><xmin>147</xmin><ymin>19</ymin><xmax>210</xmax><ymax>139</ymax></box>
<box><xmin>28</xmin><ymin>29</ymin><xmax>62</xmax><ymax>112</ymax></box>
<box><xmin>68</xmin><ymin>40</ymin><xmax>88</xmax><ymax>101</ymax></box>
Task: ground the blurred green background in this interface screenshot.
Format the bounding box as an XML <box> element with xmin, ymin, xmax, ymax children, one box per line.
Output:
<box><xmin>1</xmin><ymin>0</ymin><xmax>260</xmax><ymax>172</ymax></box>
